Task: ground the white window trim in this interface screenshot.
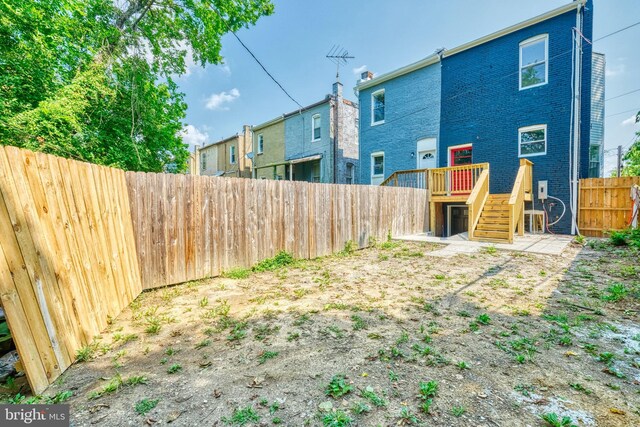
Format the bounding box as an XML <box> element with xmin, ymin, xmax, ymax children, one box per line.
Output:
<box><xmin>371</xmin><ymin>89</ymin><xmax>385</xmax><ymax>126</ymax></box>
<box><xmin>257</xmin><ymin>134</ymin><xmax>264</xmax><ymax>154</ymax></box>
<box><xmin>518</xmin><ymin>124</ymin><xmax>547</xmax><ymax>157</ymax></box>
<box><xmin>230</xmin><ymin>145</ymin><xmax>237</xmax><ymax>164</ymax></box>
<box><xmin>519</xmin><ymin>34</ymin><xmax>548</xmax><ymax>90</ymax></box>
<box><xmin>371</xmin><ymin>151</ymin><xmax>385</xmax><ymax>178</ymax></box>
<box><xmin>311</xmin><ymin>114</ymin><xmax>321</xmax><ymax>142</ymax></box>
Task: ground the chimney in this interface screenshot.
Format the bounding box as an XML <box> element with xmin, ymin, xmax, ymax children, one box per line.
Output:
<box><xmin>332</xmin><ymin>81</ymin><xmax>343</xmax><ymax>98</ymax></box>
<box><xmin>360</xmin><ymin>71</ymin><xmax>373</xmax><ymax>81</ymax></box>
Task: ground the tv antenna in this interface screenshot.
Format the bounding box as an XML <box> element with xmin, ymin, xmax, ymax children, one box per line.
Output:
<box><xmin>326</xmin><ymin>45</ymin><xmax>354</xmax><ymax>81</ymax></box>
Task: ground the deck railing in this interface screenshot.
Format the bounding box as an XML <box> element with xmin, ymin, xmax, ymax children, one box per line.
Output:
<box><xmin>508</xmin><ymin>159</ymin><xmax>534</xmax><ymax>242</ymax></box>
<box><xmin>428</xmin><ymin>163</ymin><xmax>489</xmax><ymax>196</ymax></box>
<box><xmin>466</xmin><ymin>168</ymin><xmax>490</xmax><ymax>240</ymax></box>
<box><xmin>380</xmin><ymin>168</ymin><xmax>429</xmax><ymax>189</ymax></box>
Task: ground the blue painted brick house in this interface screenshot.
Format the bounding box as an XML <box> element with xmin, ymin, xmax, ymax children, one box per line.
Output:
<box><xmin>357</xmin><ymin>0</ymin><xmax>602</xmax><ymax>236</ymax></box>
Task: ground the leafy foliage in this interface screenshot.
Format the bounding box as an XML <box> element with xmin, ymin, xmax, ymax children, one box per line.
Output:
<box><xmin>0</xmin><ymin>0</ymin><xmax>274</xmax><ymax>171</ymax></box>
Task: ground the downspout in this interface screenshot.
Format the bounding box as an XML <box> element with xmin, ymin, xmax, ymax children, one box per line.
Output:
<box><xmin>570</xmin><ymin>3</ymin><xmax>583</xmax><ymax>234</ymax></box>
<box><xmin>251</xmin><ymin>126</ymin><xmax>256</xmax><ymax>179</ymax></box>
<box><xmin>333</xmin><ymin>96</ymin><xmax>338</xmax><ymax>184</ymax></box>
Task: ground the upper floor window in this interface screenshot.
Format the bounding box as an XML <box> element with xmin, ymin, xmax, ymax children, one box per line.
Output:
<box><xmin>257</xmin><ymin>134</ymin><xmax>264</xmax><ymax>154</ymax></box>
<box><xmin>346</xmin><ymin>162</ymin><xmax>355</xmax><ymax>184</ymax></box>
<box><xmin>519</xmin><ymin>35</ymin><xmax>548</xmax><ymax>90</ymax></box>
<box><xmin>201</xmin><ymin>152</ymin><xmax>206</xmax><ymax>171</ymax></box>
<box><xmin>371</xmin><ymin>89</ymin><xmax>385</xmax><ymax>125</ymax></box>
<box><xmin>312</xmin><ymin>114</ymin><xmax>321</xmax><ymax>141</ymax></box>
<box><xmin>519</xmin><ymin>125</ymin><xmax>547</xmax><ymax>157</ymax></box>
<box><xmin>230</xmin><ymin>145</ymin><xmax>236</xmax><ymax>164</ymax></box>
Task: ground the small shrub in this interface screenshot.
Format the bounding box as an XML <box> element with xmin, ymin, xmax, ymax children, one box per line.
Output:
<box><xmin>223</xmin><ymin>268</ymin><xmax>251</xmax><ymax>279</ymax></box>
<box><xmin>601</xmin><ymin>283</ymin><xmax>629</xmax><ymax>302</ymax></box>
<box><xmin>258</xmin><ymin>351</ymin><xmax>279</xmax><ymax>364</ymax></box>
<box><xmin>167</xmin><ymin>363</ymin><xmax>182</xmax><ymax>374</ymax></box>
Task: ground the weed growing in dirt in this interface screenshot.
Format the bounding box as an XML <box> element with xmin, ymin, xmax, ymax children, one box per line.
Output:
<box><xmin>361</xmin><ymin>387</ymin><xmax>386</xmax><ymax>407</ymax></box>
<box><xmin>598</xmin><ymin>352</ymin><xmax>615</xmax><ymax>365</ymax></box>
<box><xmin>223</xmin><ymin>268</ymin><xmax>251</xmax><ymax>280</ymax></box>
<box><xmin>325</xmin><ymin>375</ymin><xmax>352</xmax><ymax>398</ymax></box>
<box><xmin>222</xmin><ymin>406</ymin><xmax>260</xmax><ymax>426</ymax></box>
<box><xmin>227</xmin><ymin>322</ymin><xmax>248</xmax><ymax>342</ymax></box>
<box><xmin>254</xmin><ymin>324</ymin><xmax>280</xmax><ymax>341</ymax></box>
<box><xmin>195</xmin><ymin>339</ymin><xmax>211</xmax><ymax>349</ymax></box>
<box><xmin>398</xmin><ymin>406</ymin><xmax>420</xmax><ymax>424</ymax></box>
<box><xmin>112</xmin><ymin>333</ymin><xmax>138</xmax><ymax>345</ymax></box>
<box><xmin>351</xmin><ymin>315</ymin><xmax>367</xmax><ymax>331</ymax></box>
<box><xmin>253</xmin><ymin>251</ymin><xmax>295</xmax><ymax>272</ymax></box>
<box><xmin>287</xmin><ymin>332</ymin><xmax>300</xmax><ymax>341</ymax></box>
<box><xmin>451</xmin><ymin>406</ymin><xmax>466</xmax><ymax>417</ymax></box>
<box><xmin>514</xmin><ymin>383</ymin><xmax>535</xmax><ymax>397</ymax></box>
<box><xmin>145</xmin><ymin>317</ymin><xmax>161</xmax><ymax>334</ymax></box>
<box><xmin>388</xmin><ymin>370</ymin><xmax>399</xmax><ymax>381</ymax></box>
<box><xmin>350</xmin><ymin>401</ymin><xmax>371</xmax><ymax>414</ymax></box>
<box><xmin>199</xmin><ymin>296</ymin><xmax>209</xmax><ymax>307</ymax></box>
<box><xmin>7</xmin><ymin>391</ymin><xmax>73</xmax><ymax>405</ymax></box>
<box><xmin>258</xmin><ymin>351</ymin><xmax>279</xmax><ymax>364</ymax></box>
<box><xmin>88</xmin><ymin>374</ymin><xmax>146</xmax><ymax>399</ymax></box>
<box><xmin>484</xmin><ymin>245</ymin><xmax>497</xmax><ymax>255</ymax></box>
<box><xmin>76</xmin><ymin>343</ymin><xmax>98</xmax><ymax>362</ymax></box>
<box><xmin>135</xmin><ymin>398</ymin><xmax>159</xmax><ymax>415</ymax></box>
<box><xmin>476</xmin><ymin>313</ymin><xmax>491</xmax><ymax>325</ymax></box>
<box><xmin>322</xmin><ymin>410</ymin><xmax>353</xmax><ymax>427</ymax></box>
<box><xmin>541</xmin><ymin>412</ymin><xmax>577</xmax><ymax>427</ymax></box>
<box><xmin>601</xmin><ymin>283</ymin><xmax>629</xmax><ymax>302</ymax></box>
<box><xmin>457</xmin><ymin>361</ymin><xmax>469</xmax><ymax>370</ymax></box>
<box><xmin>418</xmin><ymin>380</ymin><xmax>438</xmax><ymax>414</ymax></box>
<box><xmin>167</xmin><ymin>364</ymin><xmax>182</xmax><ymax>374</ymax></box>
<box><xmin>569</xmin><ymin>383</ymin><xmax>593</xmax><ymax>395</ymax></box>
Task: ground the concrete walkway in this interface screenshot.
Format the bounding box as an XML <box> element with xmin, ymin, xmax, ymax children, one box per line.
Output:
<box><xmin>397</xmin><ymin>232</ymin><xmax>573</xmax><ymax>256</ymax></box>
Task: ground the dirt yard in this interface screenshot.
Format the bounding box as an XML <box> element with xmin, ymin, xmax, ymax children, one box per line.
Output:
<box><xmin>6</xmin><ymin>238</ymin><xmax>640</xmax><ymax>426</ymax></box>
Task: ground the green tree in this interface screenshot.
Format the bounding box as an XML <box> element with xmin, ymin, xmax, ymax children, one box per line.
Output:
<box><xmin>0</xmin><ymin>0</ymin><xmax>273</xmax><ymax>172</ymax></box>
<box><xmin>621</xmin><ymin>112</ymin><xmax>640</xmax><ymax>176</ymax></box>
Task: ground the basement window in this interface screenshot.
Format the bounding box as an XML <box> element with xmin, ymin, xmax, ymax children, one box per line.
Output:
<box><xmin>519</xmin><ymin>34</ymin><xmax>548</xmax><ymax>90</ymax></box>
<box><xmin>519</xmin><ymin>125</ymin><xmax>547</xmax><ymax>157</ymax></box>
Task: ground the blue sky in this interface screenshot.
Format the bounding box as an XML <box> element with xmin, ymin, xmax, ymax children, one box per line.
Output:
<box><xmin>177</xmin><ymin>0</ymin><xmax>639</xmax><ymax>175</ymax></box>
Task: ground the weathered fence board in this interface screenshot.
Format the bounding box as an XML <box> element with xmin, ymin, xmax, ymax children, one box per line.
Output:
<box><xmin>0</xmin><ymin>146</ymin><xmax>142</xmax><ymax>395</ymax></box>
<box><xmin>579</xmin><ymin>177</ymin><xmax>640</xmax><ymax>237</ymax></box>
<box><xmin>126</xmin><ymin>172</ymin><xmax>429</xmax><ymax>290</ymax></box>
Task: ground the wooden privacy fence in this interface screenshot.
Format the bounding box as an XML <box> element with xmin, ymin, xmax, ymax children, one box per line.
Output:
<box><xmin>0</xmin><ymin>146</ymin><xmax>142</xmax><ymax>395</ymax></box>
<box><xmin>126</xmin><ymin>173</ymin><xmax>429</xmax><ymax>290</ymax></box>
<box><xmin>579</xmin><ymin>176</ymin><xmax>640</xmax><ymax>237</ymax></box>
<box><xmin>0</xmin><ymin>146</ymin><xmax>428</xmax><ymax>394</ymax></box>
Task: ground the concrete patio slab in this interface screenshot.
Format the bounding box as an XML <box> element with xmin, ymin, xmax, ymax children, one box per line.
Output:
<box><xmin>396</xmin><ymin>232</ymin><xmax>573</xmax><ymax>256</ymax></box>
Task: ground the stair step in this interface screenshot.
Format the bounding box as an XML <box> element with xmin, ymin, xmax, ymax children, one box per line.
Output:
<box><xmin>482</xmin><ymin>205</ymin><xmax>510</xmax><ymax>211</ymax></box>
<box><xmin>488</xmin><ymin>194</ymin><xmax>510</xmax><ymax>199</ymax></box>
<box><xmin>478</xmin><ymin>217</ymin><xmax>509</xmax><ymax>225</ymax></box>
<box><xmin>485</xmin><ymin>199</ymin><xmax>510</xmax><ymax>206</ymax></box>
<box><xmin>473</xmin><ymin>230</ymin><xmax>510</xmax><ymax>239</ymax></box>
<box><xmin>476</xmin><ymin>223</ymin><xmax>509</xmax><ymax>231</ymax></box>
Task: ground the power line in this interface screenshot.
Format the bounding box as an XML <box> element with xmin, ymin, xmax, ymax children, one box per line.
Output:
<box><xmin>594</xmin><ymin>20</ymin><xmax>640</xmax><ymax>42</ymax></box>
<box><xmin>605</xmin><ymin>107</ymin><xmax>640</xmax><ymax>119</ymax></box>
<box><xmin>605</xmin><ymin>88</ymin><xmax>640</xmax><ymax>102</ymax></box>
<box><xmin>210</xmin><ymin>7</ymin><xmax>303</xmax><ymax>110</ymax></box>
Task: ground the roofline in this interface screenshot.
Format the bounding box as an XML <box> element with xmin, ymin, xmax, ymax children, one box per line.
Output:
<box><xmin>200</xmin><ymin>133</ymin><xmax>241</xmax><ymax>150</ymax></box>
<box><xmin>252</xmin><ymin>115</ymin><xmax>284</xmax><ymax>131</ymax></box>
<box><xmin>357</xmin><ymin>0</ymin><xmax>585</xmax><ymax>91</ymax></box>
<box><xmin>283</xmin><ymin>96</ymin><xmax>331</xmax><ymax>119</ymax></box>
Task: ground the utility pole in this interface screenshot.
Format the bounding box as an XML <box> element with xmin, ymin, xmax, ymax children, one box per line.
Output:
<box><xmin>617</xmin><ymin>145</ymin><xmax>622</xmax><ymax>177</ymax></box>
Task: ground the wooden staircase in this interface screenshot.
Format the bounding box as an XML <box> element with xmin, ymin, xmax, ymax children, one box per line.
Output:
<box><xmin>473</xmin><ymin>194</ymin><xmax>511</xmax><ymax>242</ymax></box>
<box><xmin>468</xmin><ymin>159</ymin><xmax>533</xmax><ymax>244</ymax></box>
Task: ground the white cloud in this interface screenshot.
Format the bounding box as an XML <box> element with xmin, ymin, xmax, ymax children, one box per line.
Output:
<box><xmin>353</xmin><ymin>65</ymin><xmax>367</xmax><ymax>76</ymax></box>
<box><xmin>220</xmin><ymin>63</ymin><xmax>232</xmax><ymax>76</ymax></box>
<box><xmin>622</xmin><ymin>114</ymin><xmax>638</xmax><ymax>126</ymax></box>
<box><xmin>605</xmin><ymin>63</ymin><xmax>625</xmax><ymax>77</ymax></box>
<box><xmin>179</xmin><ymin>124</ymin><xmax>209</xmax><ymax>150</ymax></box>
<box><xmin>205</xmin><ymin>88</ymin><xmax>240</xmax><ymax>110</ymax></box>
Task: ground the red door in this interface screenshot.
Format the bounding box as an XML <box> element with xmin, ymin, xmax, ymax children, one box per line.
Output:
<box><xmin>450</xmin><ymin>145</ymin><xmax>473</xmax><ymax>193</ymax></box>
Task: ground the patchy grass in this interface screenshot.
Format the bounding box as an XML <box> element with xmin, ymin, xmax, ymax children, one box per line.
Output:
<box><xmin>50</xmin><ymin>241</ymin><xmax>640</xmax><ymax>426</ymax></box>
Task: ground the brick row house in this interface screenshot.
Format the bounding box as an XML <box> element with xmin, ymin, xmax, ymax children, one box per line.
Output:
<box><xmin>357</xmin><ymin>0</ymin><xmax>603</xmax><ymax>238</ymax></box>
